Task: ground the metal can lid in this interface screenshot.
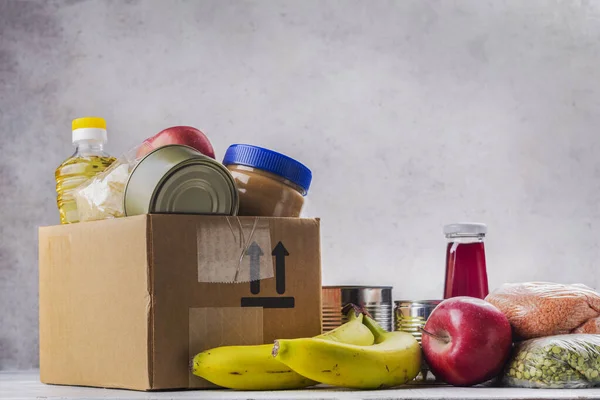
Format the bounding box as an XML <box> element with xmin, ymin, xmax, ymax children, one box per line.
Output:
<box><xmin>394</xmin><ymin>300</ymin><xmax>442</xmax><ymax>307</ymax></box>
<box><xmin>152</xmin><ymin>160</ymin><xmax>238</xmax><ymax>214</ymax></box>
<box><xmin>323</xmin><ymin>285</ymin><xmax>393</xmax><ymax>290</ymax></box>
<box><xmin>124</xmin><ymin>144</ymin><xmax>239</xmax><ymax>217</ymax></box>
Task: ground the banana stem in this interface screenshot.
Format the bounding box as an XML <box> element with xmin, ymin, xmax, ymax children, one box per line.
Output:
<box><xmin>342</xmin><ymin>303</ymin><xmax>363</xmax><ymax>318</ymax></box>
<box><xmin>361</xmin><ymin>314</ymin><xmax>386</xmax><ymax>341</ymax></box>
<box><xmin>419</xmin><ymin>327</ymin><xmax>450</xmax><ymax>344</ymax></box>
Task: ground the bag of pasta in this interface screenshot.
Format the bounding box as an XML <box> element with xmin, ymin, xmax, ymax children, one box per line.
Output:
<box><xmin>503</xmin><ymin>334</ymin><xmax>600</xmax><ymax>388</ymax></box>
<box><xmin>485</xmin><ymin>282</ymin><xmax>600</xmax><ymax>339</ymax></box>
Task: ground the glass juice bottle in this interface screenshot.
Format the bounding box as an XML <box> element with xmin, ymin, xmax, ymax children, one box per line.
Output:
<box><xmin>443</xmin><ymin>223</ymin><xmax>489</xmax><ymax>299</ymax></box>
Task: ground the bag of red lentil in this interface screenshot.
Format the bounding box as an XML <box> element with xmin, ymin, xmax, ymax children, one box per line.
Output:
<box><xmin>485</xmin><ymin>282</ymin><xmax>600</xmax><ymax>340</ymax></box>
<box><xmin>503</xmin><ymin>334</ymin><xmax>600</xmax><ymax>388</ymax></box>
<box><xmin>574</xmin><ymin>317</ymin><xmax>600</xmax><ymax>334</ymax></box>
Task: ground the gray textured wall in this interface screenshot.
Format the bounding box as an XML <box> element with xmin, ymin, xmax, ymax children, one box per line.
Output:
<box><xmin>2</xmin><ymin>0</ymin><xmax>600</xmax><ymax>370</ymax></box>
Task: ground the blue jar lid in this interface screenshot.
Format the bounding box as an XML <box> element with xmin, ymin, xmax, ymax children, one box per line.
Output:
<box><xmin>223</xmin><ymin>144</ymin><xmax>312</xmax><ymax>194</ymax></box>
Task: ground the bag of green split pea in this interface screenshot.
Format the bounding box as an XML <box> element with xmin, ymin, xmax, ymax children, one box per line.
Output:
<box><xmin>503</xmin><ymin>334</ymin><xmax>600</xmax><ymax>389</ymax></box>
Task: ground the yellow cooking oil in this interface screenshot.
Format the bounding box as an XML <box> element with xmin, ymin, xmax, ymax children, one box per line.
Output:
<box><xmin>55</xmin><ymin>117</ymin><xmax>116</xmax><ymax>224</ymax></box>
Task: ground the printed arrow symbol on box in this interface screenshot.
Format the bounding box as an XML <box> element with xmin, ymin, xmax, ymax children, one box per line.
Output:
<box><xmin>246</xmin><ymin>241</ymin><xmax>263</xmax><ymax>295</ymax></box>
<box><xmin>272</xmin><ymin>242</ymin><xmax>289</xmax><ymax>295</ymax></box>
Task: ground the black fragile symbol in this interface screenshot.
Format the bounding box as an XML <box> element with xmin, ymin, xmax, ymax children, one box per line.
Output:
<box><xmin>241</xmin><ymin>241</ymin><xmax>295</xmax><ymax>309</ymax></box>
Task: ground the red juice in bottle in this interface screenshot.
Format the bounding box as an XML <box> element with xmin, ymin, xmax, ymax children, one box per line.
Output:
<box><xmin>443</xmin><ymin>223</ymin><xmax>489</xmax><ymax>299</ymax></box>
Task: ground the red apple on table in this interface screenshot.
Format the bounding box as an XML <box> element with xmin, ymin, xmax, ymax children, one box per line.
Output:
<box><xmin>136</xmin><ymin>126</ymin><xmax>215</xmax><ymax>159</ymax></box>
<box><xmin>421</xmin><ymin>296</ymin><xmax>512</xmax><ymax>386</ymax></box>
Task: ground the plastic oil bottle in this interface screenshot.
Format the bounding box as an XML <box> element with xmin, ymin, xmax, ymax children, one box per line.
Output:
<box><xmin>55</xmin><ymin>117</ymin><xmax>116</xmax><ymax>224</ymax></box>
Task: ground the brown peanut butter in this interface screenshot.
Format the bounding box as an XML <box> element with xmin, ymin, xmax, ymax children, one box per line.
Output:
<box><xmin>226</xmin><ymin>165</ymin><xmax>305</xmax><ymax>217</ymax></box>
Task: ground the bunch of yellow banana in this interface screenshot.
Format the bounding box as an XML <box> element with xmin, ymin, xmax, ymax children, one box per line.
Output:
<box><xmin>190</xmin><ymin>306</ymin><xmax>374</xmax><ymax>390</ymax></box>
<box><xmin>191</xmin><ymin>306</ymin><xmax>421</xmax><ymax>390</ymax></box>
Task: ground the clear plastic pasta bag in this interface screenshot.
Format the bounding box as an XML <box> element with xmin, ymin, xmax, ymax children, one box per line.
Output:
<box><xmin>485</xmin><ymin>282</ymin><xmax>600</xmax><ymax>339</ymax></box>
<box><xmin>74</xmin><ymin>143</ymin><xmax>151</xmax><ymax>222</ymax></box>
<box><xmin>503</xmin><ymin>334</ymin><xmax>600</xmax><ymax>388</ymax></box>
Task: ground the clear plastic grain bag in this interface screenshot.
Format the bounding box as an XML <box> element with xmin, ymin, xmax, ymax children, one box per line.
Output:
<box><xmin>485</xmin><ymin>282</ymin><xmax>600</xmax><ymax>340</ymax></box>
<box><xmin>503</xmin><ymin>334</ymin><xmax>600</xmax><ymax>389</ymax></box>
<box><xmin>74</xmin><ymin>142</ymin><xmax>152</xmax><ymax>222</ymax></box>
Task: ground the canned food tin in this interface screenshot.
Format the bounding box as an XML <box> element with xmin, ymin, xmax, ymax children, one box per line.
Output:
<box><xmin>395</xmin><ymin>300</ymin><xmax>442</xmax><ymax>383</ymax></box>
<box><xmin>124</xmin><ymin>144</ymin><xmax>239</xmax><ymax>216</ymax></box>
<box><xmin>322</xmin><ymin>286</ymin><xmax>393</xmax><ymax>332</ymax></box>
<box><xmin>394</xmin><ymin>300</ymin><xmax>441</xmax><ymax>342</ymax></box>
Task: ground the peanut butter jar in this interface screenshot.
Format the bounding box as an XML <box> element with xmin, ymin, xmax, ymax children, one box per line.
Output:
<box><xmin>223</xmin><ymin>144</ymin><xmax>312</xmax><ymax>217</ymax></box>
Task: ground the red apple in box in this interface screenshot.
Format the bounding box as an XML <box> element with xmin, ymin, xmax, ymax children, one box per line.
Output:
<box><xmin>136</xmin><ymin>126</ymin><xmax>215</xmax><ymax>159</ymax></box>
<box><xmin>421</xmin><ymin>297</ymin><xmax>512</xmax><ymax>386</ymax></box>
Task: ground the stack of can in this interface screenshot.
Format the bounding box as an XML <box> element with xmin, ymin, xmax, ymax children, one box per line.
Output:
<box><xmin>394</xmin><ymin>300</ymin><xmax>442</xmax><ymax>383</ymax></box>
<box><xmin>322</xmin><ymin>286</ymin><xmax>393</xmax><ymax>332</ymax></box>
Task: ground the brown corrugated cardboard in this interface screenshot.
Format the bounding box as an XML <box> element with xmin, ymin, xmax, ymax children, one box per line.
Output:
<box><xmin>39</xmin><ymin>215</ymin><xmax>321</xmax><ymax>390</ymax></box>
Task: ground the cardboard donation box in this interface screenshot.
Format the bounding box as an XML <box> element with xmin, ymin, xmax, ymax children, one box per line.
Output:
<box><xmin>39</xmin><ymin>215</ymin><xmax>322</xmax><ymax>390</ymax></box>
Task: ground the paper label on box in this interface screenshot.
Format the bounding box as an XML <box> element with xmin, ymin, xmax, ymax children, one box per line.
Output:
<box><xmin>196</xmin><ymin>217</ymin><xmax>274</xmax><ymax>283</ymax></box>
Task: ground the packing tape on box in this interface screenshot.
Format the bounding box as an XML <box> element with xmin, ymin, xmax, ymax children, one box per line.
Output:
<box><xmin>196</xmin><ymin>217</ymin><xmax>274</xmax><ymax>283</ymax></box>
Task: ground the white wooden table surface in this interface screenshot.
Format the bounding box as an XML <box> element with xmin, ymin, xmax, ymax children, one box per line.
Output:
<box><xmin>2</xmin><ymin>371</ymin><xmax>600</xmax><ymax>400</ymax></box>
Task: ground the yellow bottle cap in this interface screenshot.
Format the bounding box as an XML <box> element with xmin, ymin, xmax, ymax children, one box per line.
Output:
<box><xmin>71</xmin><ymin>117</ymin><xmax>108</xmax><ymax>143</ymax></box>
<box><xmin>72</xmin><ymin>117</ymin><xmax>106</xmax><ymax>131</ymax></box>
